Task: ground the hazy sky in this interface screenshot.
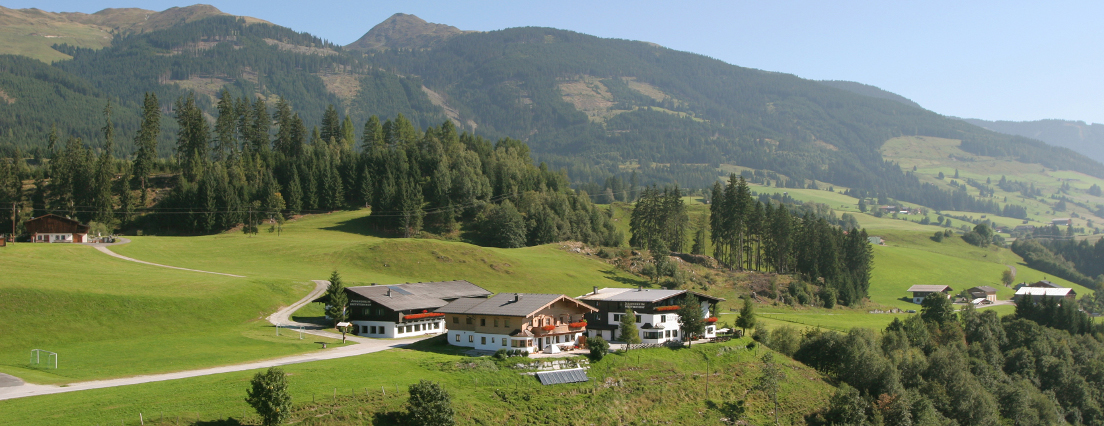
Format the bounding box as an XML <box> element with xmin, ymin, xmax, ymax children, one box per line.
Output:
<box><xmin>14</xmin><ymin>1</ymin><xmax>1104</xmax><ymax>124</ymax></box>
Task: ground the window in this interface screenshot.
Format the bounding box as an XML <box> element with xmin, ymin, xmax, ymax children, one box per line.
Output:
<box><xmin>415</xmin><ymin>324</ymin><xmax>421</xmax><ymax>332</ymax></box>
<box><xmin>494</xmin><ymin>319</ymin><xmax>499</xmax><ymax>327</ymax></box>
<box><xmin>613</xmin><ymin>314</ymin><xmax>622</xmax><ymax>322</ymax></box>
<box><xmin>635</xmin><ymin>315</ymin><xmax>642</xmax><ymax>323</ymax></box>
<box><xmin>502</xmin><ymin>338</ymin><xmax>508</xmax><ymax>347</ymax></box>
<box><xmin>661</xmin><ymin>315</ymin><xmax>666</xmax><ymax>323</ymax></box>
<box><xmin>370</xmin><ymin>326</ymin><xmax>377</xmax><ymax>334</ymax></box>
<box><xmin>453</xmin><ymin>316</ymin><xmax>459</xmax><ymax>324</ymax></box>
<box><xmin>665</xmin><ymin>330</ymin><xmax>671</xmax><ymax>338</ymax></box>
<box><xmin>481</xmin><ymin>336</ymin><xmax>486</xmax><ymax>345</ymax></box>
<box><xmin>434</xmin><ymin>323</ymin><xmax>440</xmax><ymax>329</ymax></box>
<box><xmin>505</xmin><ymin>319</ymin><xmax>510</xmax><ymax>327</ymax></box>
<box><xmin>673</xmin><ymin>330</ymin><xmax>678</xmax><ymax>337</ymax></box>
<box><xmin>469</xmin><ymin>335</ymin><xmax>474</xmax><ymax>343</ymax></box>
<box><xmin>526</xmin><ymin>339</ymin><xmax>532</xmax><ymax>347</ymax></box>
<box><xmin>481</xmin><ymin>318</ymin><xmax>486</xmax><ymax>326</ymax></box>
<box><xmin>644</xmin><ymin>332</ymin><xmax>662</xmax><ymax>339</ymax></box>
<box><xmin>466</xmin><ymin>317</ymin><xmax>472</xmax><ymax>325</ymax></box>
<box><xmin>455</xmin><ymin>334</ymin><xmax>460</xmax><ymax>342</ymax></box>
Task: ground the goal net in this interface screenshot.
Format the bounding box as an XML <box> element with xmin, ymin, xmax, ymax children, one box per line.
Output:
<box><xmin>30</xmin><ymin>349</ymin><xmax>57</xmax><ymax>369</ymax></box>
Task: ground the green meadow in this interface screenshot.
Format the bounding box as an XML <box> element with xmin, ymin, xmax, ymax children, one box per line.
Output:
<box><xmin>1</xmin><ymin>210</ymin><xmax>648</xmax><ymax>384</ymax></box>
<box><xmin>0</xmin><ymin>336</ymin><xmax>833</xmax><ymax>426</ymax></box>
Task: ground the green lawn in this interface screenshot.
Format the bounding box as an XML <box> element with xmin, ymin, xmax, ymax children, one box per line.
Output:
<box><xmin>0</xmin><ymin>243</ymin><xmax>349</xmax><ymax>384</ymax></box>
<box><xmin>1</xmin><ymin>210</ymin><xmax>648</xmax><ymax>384</ymax></box>
<box><xmin>0</xmin><ymin>337</ymin><xmax>833</xmax><ymax>426</ymax></box>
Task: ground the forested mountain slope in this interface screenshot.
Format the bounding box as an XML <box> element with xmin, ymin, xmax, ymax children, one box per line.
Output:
<box><xmin>0</xmin><ymin>8</ymin><xmax>1101</xmax><ymax>211</ymax></box>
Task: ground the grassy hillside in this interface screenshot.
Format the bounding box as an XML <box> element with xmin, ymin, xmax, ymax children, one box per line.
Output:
<box><xmin>0</xmin><ymin>209</ymin><xmax>648</xmax><ymax>384</ymax></box>
<box><xmin>0</xmin><ymin>336</ymin><xmax>833</xmax><ymax>425</ymax></box>
<box><xmin>0</xmin><ymin>242</ymin><xmax>348</xmax><ymax>384</ymax></box>
<box><xmin>882</xmin><ymin>135</ymin><xmax>1104</xmax><ymax>230</ymax></box>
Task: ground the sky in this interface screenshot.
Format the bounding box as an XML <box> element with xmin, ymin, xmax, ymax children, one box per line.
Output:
<box><xmin>14</xmin><ymin>1</ymin><xmax>1104</xmax><ymax>124</ymax></box>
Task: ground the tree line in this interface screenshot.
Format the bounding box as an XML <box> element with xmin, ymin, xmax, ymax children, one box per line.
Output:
<box><xmin>628</xmin><ymin>174</ymin><xmax>873</xmax><ymax>307</ymax></box>
<box><xmin>2</xmin><ymin>90</ymin><xmax>622</xmax><ymax>248</ymax></box>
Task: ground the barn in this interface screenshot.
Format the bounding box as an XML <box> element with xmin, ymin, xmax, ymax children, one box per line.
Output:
<box><xmin>25</xmin><ymin>214</ymin><xmax>89</xmax><ymax>243</ymax></box>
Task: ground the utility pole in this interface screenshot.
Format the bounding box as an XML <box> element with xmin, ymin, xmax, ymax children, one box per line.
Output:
<box><xmin>11</xmin><ymin>202</ymin><xmax>17</xmax><ymax>242</ymax></box>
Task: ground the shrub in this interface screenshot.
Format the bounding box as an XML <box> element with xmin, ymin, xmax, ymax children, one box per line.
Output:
<box><xmin>752</xmin><ymin>324</ymin><xmax>771</xmax><ymax>346</ymax></box>
<box><xmin>493</xmin><ymin>349</ymin><xmax>507</xmax><ymax>360</ymax></box>
<box><xmin>245</xmin><ymin>367</ymin><xmax>291</xmax><ymax>426</ymax></box>
<box><xmin>586</xmin><ymin>336</ymin><xmax>609</xmax><ymax>361</ymax></box>
<box><xmin>407</xmin><ymin>380</ymin><xmax>454</xmax><ymax>426</ymax></box>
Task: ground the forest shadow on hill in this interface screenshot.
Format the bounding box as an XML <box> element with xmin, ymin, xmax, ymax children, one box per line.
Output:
<box><xmin>321</xmin><ymin>211</ymin><xmax>395</xmax><ymax>239</ymax></box>
<box><xmin>601</xmin><ymin>269</ymin><xmax>654</xmax><ymax>288</ymax></box>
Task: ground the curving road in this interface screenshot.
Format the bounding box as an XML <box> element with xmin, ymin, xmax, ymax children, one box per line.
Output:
<box><xmin>0</xmin><ymin>280</ymin><xmax>435</xmax><ymax>401</ymax></box>
<box><xmin>89</xmin><ymin>238</ymin><xmax>246</xmax><ymax>278</ymax></box>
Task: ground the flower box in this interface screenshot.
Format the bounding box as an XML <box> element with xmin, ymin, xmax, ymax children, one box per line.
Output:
<box><xmin>404</xmin><ymin>312</ymin><xmax>445</xmax><ymax>320</ymax></box>
<box><xmin>568</xmin><ymin>321</ymin><xmax>587</xmax><ymax>328</ymax></box>
<box><xmin>655</xmin><ymin>306</ymin><xmax>680</xmax><ymax>312</ymax></box>
<box><xmin>541</xmin><ymin>325</ymin><xmax>556</xmax><ymax>331</ymax></box>
<box><xmin>705</xmin><ymin>317</ymin><xmax>718</xmax><ymax>323</ymax></box>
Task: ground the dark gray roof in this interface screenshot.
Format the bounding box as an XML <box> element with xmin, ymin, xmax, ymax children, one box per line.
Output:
<box><xmin>536</xmin><ymin>368</ymin><xmax>589</xmax><ymax>385</ymax></box>
<box><xmin>345</xmin><ymin>280</ymin><xmax>491</xmax><ymax>312</ymax></box>
<box><xmin>436</xmin><ymin>293</ymin><xmax>597</xmax><ymax>317</ymax></box>
<box><xmin>969</xmin><ymin>286</ymin><xmax>998</xmax><ymax>294</ymax></box>
<box><xmin>1030</xmin><ymin>280</ymin><xmax>1063</xmax><ymax>289</ymax></box>
<box><xmin>578</xmin><ymin>288</ymin><xmax>724</xmax><ymax>303</ymax></box>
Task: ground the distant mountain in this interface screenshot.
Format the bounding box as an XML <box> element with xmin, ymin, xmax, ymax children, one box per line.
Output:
<box><xmin>960</xmin><ymin>118</ymin><xmax>1104</xmax><ymax>165</ymax></box>
<box><xmin>0</xmin><ymin>4</ymin><xmax>270</xmax><ymax>62</ymax></box>
<box><xmin>345</xmin><ymin>13</ymin><xmax>472</xmax><ymax>51</ymax></box>
<box><xmin>818</xmin><ymin>80</ymin><xmax>924</xmax><ymax>109</ymax></box>
<box><xmin>1</xmin><ymin>7</ymin><xmax>1102</xmax><ymax>215</ymax></box>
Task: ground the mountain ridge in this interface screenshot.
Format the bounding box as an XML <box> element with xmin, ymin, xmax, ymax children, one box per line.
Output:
<box><xmin>960</xmin><ymin>117</ymin><xmax>1104</xmax><ymax>165</ymax></box>
<box><xmin>345</xmin><ymin>13</ymin><xmax>473</xmax><ymax>51</ymax></box>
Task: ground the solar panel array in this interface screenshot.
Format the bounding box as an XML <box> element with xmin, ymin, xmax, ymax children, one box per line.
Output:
<box><xmin>536</xmin><ymin>368</ymin><xmax>589</xmax><ymax>385</ymax></box>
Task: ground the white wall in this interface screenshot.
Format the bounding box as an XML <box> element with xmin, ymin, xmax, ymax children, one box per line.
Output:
<box><xmin>352</xmin><ymin>319</ymin><xmax>444</xmax><ymax>338</ymax></box>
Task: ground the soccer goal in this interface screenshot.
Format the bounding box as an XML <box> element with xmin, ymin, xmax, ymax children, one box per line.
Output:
<box><xmin>30</xmin><ymin>349</ymin><xmax>57</xmax><ymax>369</ymax></box>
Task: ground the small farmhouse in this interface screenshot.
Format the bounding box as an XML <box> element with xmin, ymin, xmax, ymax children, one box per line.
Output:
<box><xmin>967</xmin><ymin>286</ymin><xmax>998</xmax><ymax>303</ymax></box>
<box><xmin>437</xmin><ymin>293</ymin><xmax>597</xmax><ymax>353</ymax></box>
<box><xmin>25</xmin><ymin>214</ymin><xmax>89</xmax><ymax>243</ymax></box>
<box><xmin>578</xmin><ymin>287</ymin><xmax>725</xmax><ymax>344</ymax></box>
<box><xmin>340</xmin><ymin>280</ymin><xmax>492</xmax><ymax>338</ymax></box>
<box><xmin>1028</xmin><ymin>280</ymin><xmax>1063</xmax><ymax>289</ymax></box>
<box><xmin>907</xmin><ymin>285</ymin><xmax>953</xmax><ymax>304</ymax></box>
<box><xmin>1014</xmin><ymin>287</ymin><xmax>1076</xmax><ymax>302</ymax></box>
<box><xmin>1052</xmin><ymin>218</ymin><xmax>1073</xmax><ymax>226</ymax></box>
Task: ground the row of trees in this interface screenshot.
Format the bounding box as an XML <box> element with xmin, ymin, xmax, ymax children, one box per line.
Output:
<box><xmin>709</xmin><ymin>175</ymin><xmax>873</xmax><ymax>306</ymax></box>
<box><xmin>6</xmin><ymin>90</ymin><xmax>623</xmax><ymax>249</ymax></box>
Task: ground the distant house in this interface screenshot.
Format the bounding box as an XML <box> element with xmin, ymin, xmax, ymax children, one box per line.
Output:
<box><xmin>1052</xmin><ymin>218</ymin><xmax>1073</xmax><ymax>226</ymax></box>
<box><xmin>437</xmin><ymin>293</ymin><xmax>597</xmax><ymax>353</ymax></box>
<box><xmin>879</xmin><ymin>205</ymin><xmax>899</xmax><ymax>213</ymax></box>
<box><xmin>907</xmin><ymin>285</ymin><xmax>953</xmax><ymax>304</ymax></box>
<box><xmin>578</xmin><ymin>287</ymin><xmax>725</xmax><ymax>344</ymax></box>
<box><xmin>1014</xmin><ymin>287</ymin><xmax>1076</xmax><ymax>302</ymax></box>
<box><xmin>868</xmin><ymin>236</ymin><xmax>884</xmax><ymax>245</ymax></box>
<box><xmin>1029</xmin><ymin>280</ymin><xmax>1063</xmax><ymax>289</ymax></box>
<box><xmin>25</xmin><ymin>214</ymin><xmax>89</xmax><ymax>243</ymax></box>
<box><xmin>339</xmin><ymin>281</ymin><xmax>492</xmax><ymax>338</ymax></box>
<box><xmin>1013</xmin><ymin>225</ymin><xmax>1036</xmax><ymax>233</ymax></box>
<box><xmin>967</xmin><ymin>286</ymin><xmax>998</xmax><ymax>303</ymax></box>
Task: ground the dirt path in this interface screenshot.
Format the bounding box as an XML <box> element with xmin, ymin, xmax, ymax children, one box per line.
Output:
<box><xmin>0</xmin><ymin>280</ymin><xmax>434</xmax><ymax>401</ymax></box>
<box><xmin>88</xmin><ymin>238</ymin><xmax>246</xmax><ymax>278</ymax></box>
<box><xmin>1007</xmin><ymin>264</ymin><xmax>1017</xmax><ymax>280</ymax></box>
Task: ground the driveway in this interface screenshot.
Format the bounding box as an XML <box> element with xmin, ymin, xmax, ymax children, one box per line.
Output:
<box><xmin>0</xmin><ymin>280</ymin><xmax>434</xmax><ymax>401</ymax></box>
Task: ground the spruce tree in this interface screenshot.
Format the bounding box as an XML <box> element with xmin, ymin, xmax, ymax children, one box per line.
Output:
<box><xmin>132</xmin><ymin>93</ymin><xmax>160</xmax><ymax>204</ymax></box>
<box><xmin>619</xmin><ymin>309</ymin><xmax>641</xmax><ymax>345</ymax></box>
<box><xmin>677</xmin><ymin>293</ymin><xmax>705</xmax><ymax>346</ymax></box>
<box><xmin>736</xmin><ymin>297</ymin><xmax>756</xmax><ymax>336</ymax></box>
<box><xmin>93</xmin><ymin>101</ymin><xmax>116</xmax><ymax>225</ymax></box>
<box><xmin>325</xmin><ymin>270</ymin><xmax>348</xmax><ymax>327</ymax></box>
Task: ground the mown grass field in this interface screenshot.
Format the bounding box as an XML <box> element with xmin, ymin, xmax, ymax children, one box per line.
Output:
<box><xmin>1</xmin><ymin>210</ymin><xmax>648</xmax><ymax>384</ymax></box>
<box><xmin>0</xmin><ymin>243</ymin><xmax>349</xmax><ymax>384</ymax></box>
<box><xmin>0</xmin><ymin>336</ymin><xmax>833</xmax><ymax>426</ymax></box>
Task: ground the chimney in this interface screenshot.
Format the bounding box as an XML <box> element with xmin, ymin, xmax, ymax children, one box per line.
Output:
<box><xmin>637</xmin><ymin>286</ymin><xmax>642</xmax><ymax>292</ymax></box>
<box><xmin>387</xmin><ymin>288</ymin><xmax>392</xmax><ymax>297</ymax></box>
<box><xmin>592</xmin><ymin>286</ymin><xmax>598</xmax><ymax>295</ymax></box>
<box><xmin>513</xmin><ymin>293</ymin><xmax>520</xmax><ymax>303</ymax></box>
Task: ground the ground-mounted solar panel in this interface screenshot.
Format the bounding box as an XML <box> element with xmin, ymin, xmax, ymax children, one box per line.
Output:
<box><xmin>536</xmin><ymin>368</ymin><xmax>589</xmax><ymax>385</ymax></box>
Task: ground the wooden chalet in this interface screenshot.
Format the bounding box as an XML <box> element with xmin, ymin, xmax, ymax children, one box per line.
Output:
<box><xmin>338</xmin><ymin>280</ymin><xmax>492</xmax><ymax>338</ymax></box>
<box><xmin>25</xmin><ymin>214</ymin><xmax>89</xmax><ymax>243</ymax></box>
<box><xmin>436</xmin><ymin>293</ymin><xmax>597</xmax><ymax>353</ymax></box>
<box><xmin>907</xmin><ymin>285</ymin><xmax>953</xmax><ymax>304</ymax></box>
<box><xmin>967</xmin><ymin>286</ymin><xmax>998</xmax><ymax>303</ymax></box>
<box><xmin>578</xmin><ymin>287</ymin><xmax>724</xmax><ymax>344</ymax></box>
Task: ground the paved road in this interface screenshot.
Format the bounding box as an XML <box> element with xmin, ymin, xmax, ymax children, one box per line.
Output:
<box><xmin>88</xmin><ymin>238</ymin><xmax>247</xmax><ymax>278</ymax></box>
<box><xmin>0</xmin><ymin>281</ymin><xmax>434</xmax><ymax>401</ymax></box>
